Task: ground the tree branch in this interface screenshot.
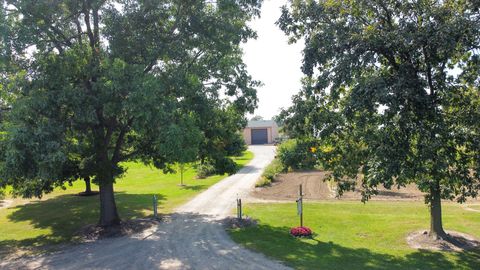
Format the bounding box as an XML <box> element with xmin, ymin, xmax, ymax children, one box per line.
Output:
<box><xmin>111</xmin><ymin>118</ymin><xmax>134</xmax><ymax>163</ymax></box>
<box><xmin>143</xmin><ymin>60</ymin><xmax>156</xmax><ymax>73</ymax></box>
<box><xmin>423</xmin><ymin>46</ymin><xmax>435</xmax><ymax>97</ymax></box>
<box><xmin>92</xmin><ymin>6</ymin><xmax>100</xmax><ymax>48</ymax></box>
<box><xmin>83</xmin><ymin>2</ymin><xmax>95</xmax><ymax>50</ymax></box>
<box><xmin>75</xmin><ymin>17</ymin><xmax>83</xmax><ymax>44</ymax></box>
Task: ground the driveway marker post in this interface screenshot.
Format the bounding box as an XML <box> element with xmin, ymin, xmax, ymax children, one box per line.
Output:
<box><xmin>237</xmin><ymin>197</ymin><xmax>242</xmax><ymax>220</ymax></box>
<box><xmin>296</xmin><ymin>184</ymin><xmax>303</xmax><ymax>227</ymax></box>
<box><xmin>153</xmin><ymin>195</ymin><xmax>158</xmax><ymax>218</ymax></box>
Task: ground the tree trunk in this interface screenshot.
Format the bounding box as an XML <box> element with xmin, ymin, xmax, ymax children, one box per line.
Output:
<box><xmin>84</xmin><ymin>177</ymin><xmax>92</xmax><ymax>194</ymax></box>
<box><xmin>99</xmin><ymin>180</ymin><xmax>120</xmax><ymax>227</ymax></box>
<box><xmin>429</xmin><ymin>183</ymin><xmax>447</xmax><ymax>239</ymax></box>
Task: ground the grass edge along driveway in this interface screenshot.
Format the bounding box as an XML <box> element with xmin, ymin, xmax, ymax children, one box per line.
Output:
<box><xmin>0</xmin><ymin>151</ymin><xmax>253</xmax><ymax>256</ymax></box>
<box><xmin>229</xmin><ymin>201</ymin><xmax>480</xmax><ymax>270</ymax></box>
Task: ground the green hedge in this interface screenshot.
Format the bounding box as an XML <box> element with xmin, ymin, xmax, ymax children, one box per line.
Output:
<box><xmin>276</xmin><ymin>139</ymin><xmax>317</xmax><ymax>171</ymax></box>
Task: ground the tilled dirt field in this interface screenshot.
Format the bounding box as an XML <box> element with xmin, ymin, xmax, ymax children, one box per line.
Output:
<box><xmin>251</xmin><ymin>171</ymin><xmax>427</xmax><ymax>201</ymax></box>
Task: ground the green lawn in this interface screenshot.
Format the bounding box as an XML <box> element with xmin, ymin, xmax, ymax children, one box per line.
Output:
<box><xmin>229</xmin><ymin>201</ymin><xmax>480</xmax><ymax>270</ymax></box>
<box><xmin>0</xmin><ymin>151</ymin><xmax>253</xmax><ymax>255</ymax></box>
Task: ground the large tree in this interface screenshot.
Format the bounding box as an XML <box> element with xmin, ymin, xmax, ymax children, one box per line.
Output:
<box><xmin>278</xmin><ymin>0</ymin><xmax>480</xmax><ymax>239</ymax></box>
<box><xmin>0</xmin><ymin>0</ymin><xmax>261</xmax><ymax>226</ymax></box>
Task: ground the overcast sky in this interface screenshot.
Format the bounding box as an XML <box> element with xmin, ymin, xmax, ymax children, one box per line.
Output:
<box><xmin>242</xmin><ymin>0</ymin><xmax>304</xmax><ymax>120</ymax></box>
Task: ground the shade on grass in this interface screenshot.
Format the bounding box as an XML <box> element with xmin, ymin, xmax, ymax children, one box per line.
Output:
<box><xmin>0</xmin><ymin>151</ymin><xmax>253</xmax><ymax>255</ymax></box>
<box><xmin>229</xmin><ymin>201</ymin><xmax>480</xmax><ymax>270</ymax></box>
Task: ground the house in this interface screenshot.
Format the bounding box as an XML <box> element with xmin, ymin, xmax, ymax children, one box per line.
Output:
<box><xmin>243</xmin><ymin>120</ymin><xmax>279</xmax><ymax>145</ymax></box>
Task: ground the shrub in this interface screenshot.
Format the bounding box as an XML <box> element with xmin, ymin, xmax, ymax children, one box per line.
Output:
<box><xmin>263</xmin><ymin>159</ymin><xmax>284</xmax><ymax>180</ymax></box>
<box><xmin>195</xmin><ymin>162</ymin><xmax>216</xmax><ymax>179</ymax></box>
<box><xmin>195</xmin><ymin>156</ymin><xmax>239</xmax><ymax>179</ymax></box>
<box><xmin>255</xmin><ymin>159</ymin><xmax>284</xmax><ymax>187</ymax></box>
<box><xmin>255</xmin><ymin>177</ymin><xmax>271</xmax><ymax>187</ymax></box>
<box><xmin>276</xmin><ymin>139</ymin><xmax>317</xmax><ymax>171</ymax></box>
<box><xmin>290</xmin><ymin>226</ymin><xmax>313</xmax><ymax>238</ymax></box>
<box><xmin>256</xmin><ymin>158</ymin><xmax>284</xmax><ymax>187</ymax></box>
<box><xmin>214</xmin><ymin>157</ymin><xmax>239</xmax><ymax>175</ymax></box>
<box><xmin>224</xmin><ymin>133</ymin><xmax>247</xmax><ymax>157</ymax></box>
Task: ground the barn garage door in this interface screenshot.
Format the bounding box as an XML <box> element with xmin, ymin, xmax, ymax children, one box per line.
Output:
<box><xmin>251</xmin><ymin>128</ymin><xmax>268</xmax><ymax>145</ymax></box>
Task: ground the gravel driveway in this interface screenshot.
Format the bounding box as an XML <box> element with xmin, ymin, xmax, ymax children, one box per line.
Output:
<box><xmin>1</xmin><ymin>146</ymin><xmax>290</xmax><ymax>270</ymax></box>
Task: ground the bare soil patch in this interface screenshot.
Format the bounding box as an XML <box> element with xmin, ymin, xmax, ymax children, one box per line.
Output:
<box><xmin>407</xmin><ymin>230</ymin><xmax>480</xmax><ymax>252</ymax></box>
<box><xmin>341</xmin><ymin>183</ymin><xmax>425</xmax><ymax>201</ymax></box>
<box><xmin>252</xmin><ymin>171</ymin><xmax>333</xmax><ymax>201</ymax></box>
<box><xmin>75</xmin><ymin>217</ymin><xmax>160</xmax><ymax>242</ymax></box>
<box><xmin>252</xmin><ymin>170</ymin><xmax>425</xmax><ymax>201</ymax></box>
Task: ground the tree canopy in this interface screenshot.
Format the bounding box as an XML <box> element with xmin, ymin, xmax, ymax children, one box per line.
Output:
<box><xmin>0</xmin><ymin>0</ymin><xmax>262</xmax><ymax>226</ymax></box>
<box><xmin>278</xmin><ymin>0</ymin><xmax>480</xmax><ymax>239</ymax></box>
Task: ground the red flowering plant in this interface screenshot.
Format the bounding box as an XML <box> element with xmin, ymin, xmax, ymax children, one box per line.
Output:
<box><xmin>290</xmin><ymin>226</ymin><xmax>313</xmax><ymax>238</ymax></box>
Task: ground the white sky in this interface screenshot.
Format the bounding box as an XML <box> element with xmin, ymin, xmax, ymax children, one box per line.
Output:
<box><xmin>242</xmin><ymin>0</ymin><xmax>304</xmax><ymax>120</ymax></box>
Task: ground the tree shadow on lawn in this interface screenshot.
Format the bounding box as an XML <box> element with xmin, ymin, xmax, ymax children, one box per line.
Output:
<box><xmin>230</xmin><ymin>224</ymin><xmax>480</xmax><ymax>270</ymax></box>
<box><xmin>178</xmin><ymin>185</ymin><xmax>207</xmax><ymax>191</ymax></box>
<box><xmin>0</xmin><ymin>193</ymin><xmax>165</xmax><ymax>257</ymax></box>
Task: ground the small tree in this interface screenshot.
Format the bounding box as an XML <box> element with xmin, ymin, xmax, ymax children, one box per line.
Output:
<box><xmin>197</xmin><ymin>105</ymin><xmax>252</xmax><ymax>175</ymax></box>
<box><xmin>156</xmin><ymin>117</ymin><xmax>202</xmax><ymax>186</ymax></box>
<box><xmin>279</xmin><ymin>0</ymin><xmax>480</xmax><ymax>239</ymax></box>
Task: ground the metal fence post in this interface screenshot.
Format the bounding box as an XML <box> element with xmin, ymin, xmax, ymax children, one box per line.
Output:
<box><xmin>153</xmin><ymin>194</ymin><xmax>158</xmax><ymax>218</ymax></box>
<box><xmin>296</xmin><ymin>184</ymin><xmax>303</xmax><ymax>227</ymax></box>
<box><xmin>300</xmin><ymin>184</ymin><xmax>303</xmax><ymax>227</ymax></box>
<box><xmin>237</xmin><ymin>197</ymin><xmax>242</xmax><ymax>220</ymax></box>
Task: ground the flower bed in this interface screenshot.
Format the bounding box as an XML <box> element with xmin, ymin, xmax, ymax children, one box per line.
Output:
<box><xmin>290</xmin><ymin>226</ymin><xmax>313</xmax><ymax>238</ymax></box>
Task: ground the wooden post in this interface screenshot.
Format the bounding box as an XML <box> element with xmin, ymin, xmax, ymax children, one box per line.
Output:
<box><xmin>299</xmin><ymin>184</ymin><xmax>303</xmax><ymax>227</ymax></box>
<box><xmin>237</xmin><ymin>198</ymin><xmax>242</xmax><ymax>220</ymax></box>
<box><xmin>153</xmin><ymin>195</ymin><xmax>158</xmax><ymax>218</ymax></box>
<box><xmin>181</xmin><ymin>167</ymin><xmax>184</xmax><ymax>186</ymax></box>
<box><xmin>296</xmin><ymin>184</ymin><xmax>304</xmax><ymax>227</ymax></box>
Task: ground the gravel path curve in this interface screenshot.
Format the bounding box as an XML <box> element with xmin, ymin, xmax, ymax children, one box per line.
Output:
<box><xmin>462</xmin><ymin>204</ymin><xmax>480</xmax><ymax>213</ymax></box>
<box><xmin>1</xmin><ymin>146</ymin><xmax>290</xmax><ymax>270</ymax></box>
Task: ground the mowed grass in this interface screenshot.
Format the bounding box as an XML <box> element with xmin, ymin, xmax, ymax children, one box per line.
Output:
<box><xmin>0</xmin><ymin>151</ymin><xmax>253</xmax><ymax>255</ymax></box>
<box><xmin>229</xmin><ymin>201</ymin><xmax>480</xmax><ymax>270</ymax></box>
